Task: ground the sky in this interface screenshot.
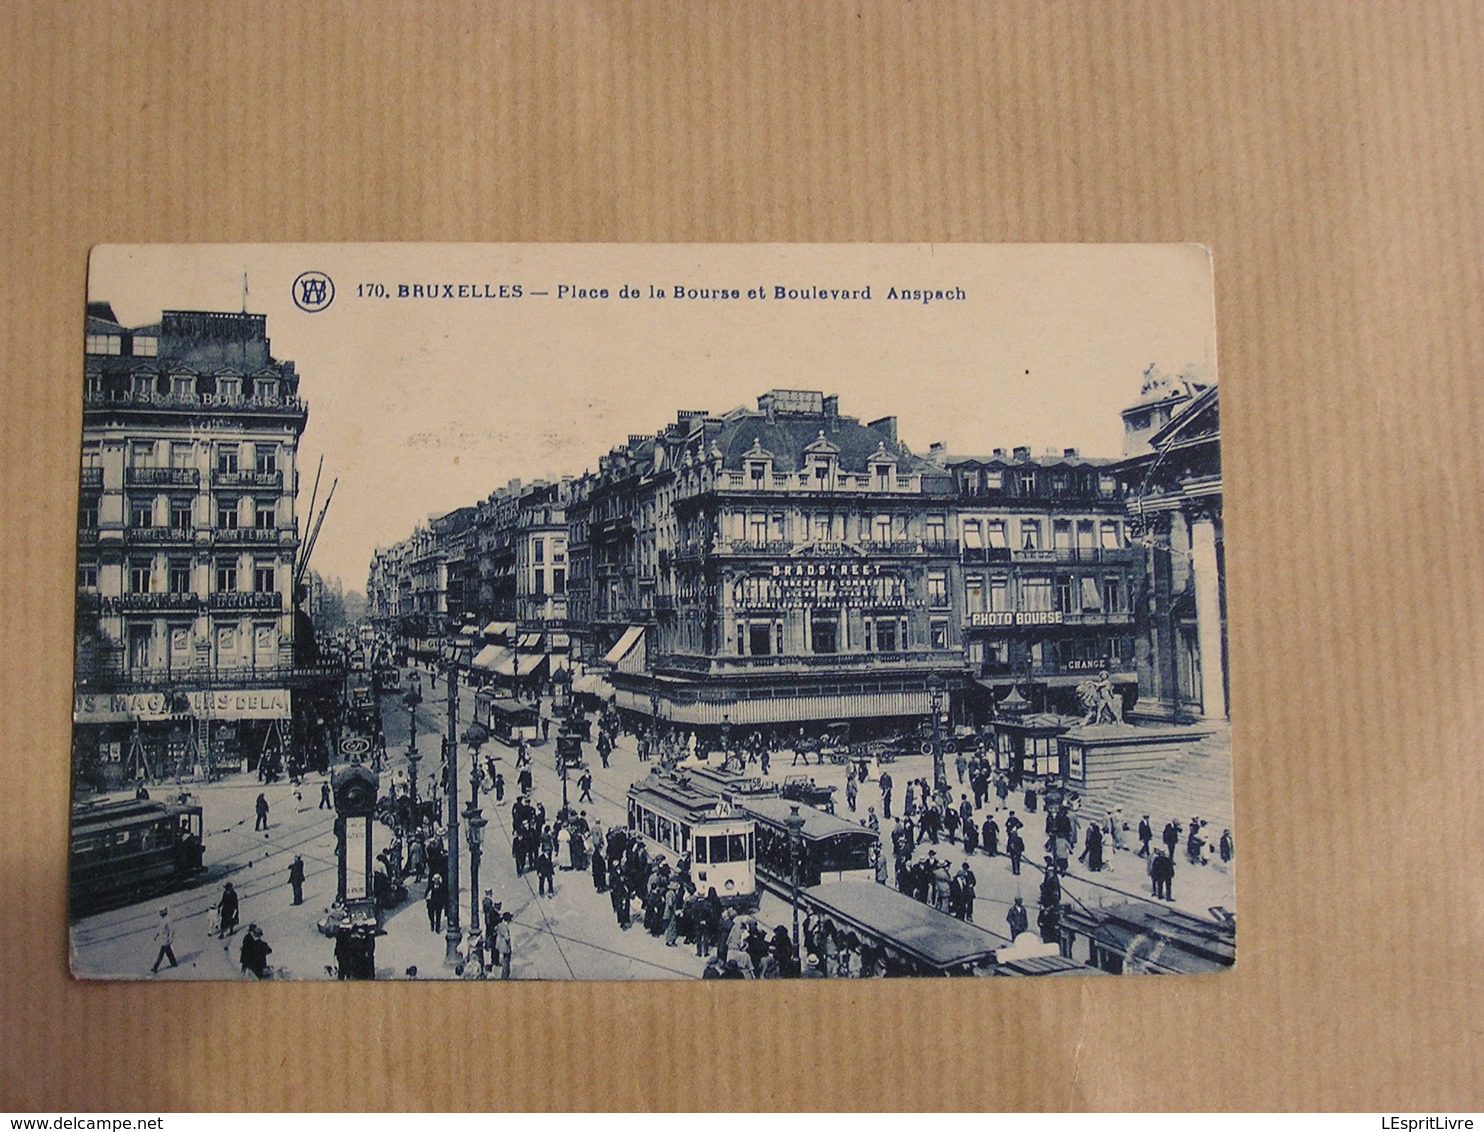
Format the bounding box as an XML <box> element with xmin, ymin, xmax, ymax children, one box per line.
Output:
<box><xmin>88</xmin><ymin>243</ymin><xmax>1216</xmax><ymax>591</ymax></box>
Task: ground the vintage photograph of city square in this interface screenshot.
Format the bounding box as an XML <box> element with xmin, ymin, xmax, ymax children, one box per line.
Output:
<box><xmin>69</xmin><ymin>244</ymin><xmax>1232</xmax><ymax>981</ymax></box>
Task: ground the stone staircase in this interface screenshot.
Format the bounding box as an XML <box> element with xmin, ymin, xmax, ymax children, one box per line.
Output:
<box><xmin>1079</xmin><ymin>721</ymin><xmax>1234</xmax><ymax>836</ymax></box>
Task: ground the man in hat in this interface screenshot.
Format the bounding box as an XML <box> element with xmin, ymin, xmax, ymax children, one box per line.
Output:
<box><xmin>1151</xmin><ymin>848</ymin><xmax>1175</xmax><ymax>900</ymax></box>
<box><xmin>1006</xmin><ymin>896</ymin><xmax>1029</xmax><ymax>938</ymax></box>
<box><xmin>288</xmin><ymin>856</ymin><xmax>305</xmax><ymax>906</ymax></box>
<box><xmin>481</xmin><ymin>890</ymin><xmax>501</xmax><ymax>970</ymax></box>
<box><xmin>1138</xmin><ymin>814</ymin><xmax>1154</xmax><ymax>858</ymax></box>
<box><xmin>150</xmin><ymin>907</ymin><xmax>177</xmax><ymax>974</ymax></box>
<box><xmin>492</xmin><ymin>912</ymin><xmax>513</xmax><ymax>979</ymax></box>
<box><xmin>240</xmin><ymin>924</ymin><xmax>272</xmax><ymax>979</ymax></box>
<box><xmin>1162</xmin><ymin>819</ymin><xmax>1182</xmax><ymax>862</ymax></box>
<box><xmin>216</xmin><ymin>882</ymin><xmax>240</xmax><ymax>937</ymax></box>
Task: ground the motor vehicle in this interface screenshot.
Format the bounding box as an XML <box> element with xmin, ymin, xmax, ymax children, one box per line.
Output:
<box><xmin>780</xmin><ymin>774</ymin><xmax>836</xmax><ymax>813</ymax></box>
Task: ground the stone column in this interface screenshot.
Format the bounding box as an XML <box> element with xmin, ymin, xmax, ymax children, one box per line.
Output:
<box><xmin>1189</xmin><ymin>513</ymin><xmax>1226</xmax><ymax>719</ymax></box>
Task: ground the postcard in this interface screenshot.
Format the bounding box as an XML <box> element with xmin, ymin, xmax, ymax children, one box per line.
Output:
<box><xmin>70</xmin><ymin>243</ymin><xmax>1232</xmax><ymax>980</ymax></box>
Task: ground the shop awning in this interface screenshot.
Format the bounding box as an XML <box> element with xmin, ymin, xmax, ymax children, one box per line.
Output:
<box><xmin>483</xmin><ymin>621</ymin><xmax>515</xmax><ymax>638</ymax></box>
<box><xmin>472</xmin><ymin>645</ymin><xmax>515</xmax><ymax>675</ymax></box>
<box><xmin>549</xmin><ymin>632</ymin><xmax>570</xmax><ymax>651</ymax></box>
<box><xmin>518</xmin><ymin>632</ymin><xmax>544</xmax><ymax>651</ymax></box>
<box><xmin>472</xmin><ymin>644</ymin><xmax>507</xmax><ymax>671</ymax></box>
<box><xmin>572</xmin><ymin>673</ymin><xmax>605</xmax><ymax>696</ymax></box>
<box><xmin>603</xmin><ymin>625</ymin><xmax>645</xmax><ymax>666</ymax></box>
<box><xmin>457</xmin><ymin>625</ymin><xmax>479</xmax><ymax>639</ymax></box>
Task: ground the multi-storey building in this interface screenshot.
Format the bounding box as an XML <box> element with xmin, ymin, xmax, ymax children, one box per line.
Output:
<box><xmin>74</xmin><ymin>304</ymin><xmax>314</xmax><ymax>788</ymax></box>
<box><xmin>564</xmin><ymin>474</ymin><xmax>595</xmax><ymax>659</ymax></box>
<box><xmin>596</xmin><ymin>390</ymin><xmax>965</xmax><ymax>731</ymax></box>
<box><xmin>946</xmin><ymin>447</ymin><xmax>1141</xmax><ymax>718</ymax></box>
<box><xmin>514</xmin><ymin>481</ymin><xmax>569</xmax><ymax>626</ymax></box>
<box><xmin>1114</xmin><ymin>368</ymin><xmax>1224</xmax><ymax>721</ymax></box>
<box><xmin>580</xmin><ymin>412</ymin><xmax>702</xmax><ymax>665</ymax></box>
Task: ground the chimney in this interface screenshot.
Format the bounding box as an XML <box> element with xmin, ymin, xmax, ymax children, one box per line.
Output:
<box><xmin>868</xmin><ymin>416</ymin><xmax>899</xmax><ymax>447</ymax></box>
<box><xmin>822</xmin><ymin>394</ymin><xmax>839</xmax><ymax>418</ymax></box>
<box><xmin>1012</xmin><ymin>446</ymin><xmax>1031</xmax><ymax>461</ymax></box>
<box><xmin>992</xmin><ymin>447</ymin><xmax>1006</xmax><ymax>459</ymax></box>
<box><xmin>1064</xmin><ymin>447</ymin><xmax>1078</xmax><ymax>459</ymax></box>
<box><xmin>928</xmin><ymin>441</ymin><xmax>948</xmax><ymax>466</ymax></box>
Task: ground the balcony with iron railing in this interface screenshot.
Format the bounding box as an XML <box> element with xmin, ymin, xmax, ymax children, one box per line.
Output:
<box><xmin>208</xmin><ymin>591</ymin><xmax>283</xmax><ymax>611</ymax></box>
<box><xmin>81</xmin><ymin>658</ymin><xmax>346</xmax><ymax>691</ymax></box>
<box><xmin>79</xmin><ymin>467</ymin><xmax>103</xmax><ymax>488</ymax></box>
<box><xmin>961</xmin><ymin>545</ymin><xmax>1138</xmax><ymax>565</ymax></box>
<box><xmin>84</xmin><ymin>389</ymin><xmax>308</xmax><ymax>416</ymax></box>
<box><xmin>707</xmin><ymin>469</ymin><xmax>925</xmax><ymax>495</ymax></box>
<box><xmin>106</xmin><ymin>592</ymin><xmax>203</xmax><ymax>613</ymax></box>
<box><xmin>724</xmin><ymin>538</ymin><xmax>795</xmax><ymax>555</ymax></box>
<box><xmin>213</xmin><ymin>525</ymin><xmax>295</xmax><ymax>546</ymax></box>
<box><xmin>857</xmin><ymin>539</ymin><xmax>925</xmax><ymax>556</ymax></box>
<box><xmin>123</xmin><ymin>524</ymin><xmax>195</xmax><ymax>545</ymax></box>
<box><xmin>126</xmin><ymin>466</ymin><xmax>200</xmax><ymax>488</ymax></box>
<box><xmin>653</xmin><ymin>648</ymin><xmax>961</xmax><ymax>677</ymax></box>
<box><xmin>212</xmin><ymin>469</ymin><xmax>284</xmax><ymax>490</ymax></box>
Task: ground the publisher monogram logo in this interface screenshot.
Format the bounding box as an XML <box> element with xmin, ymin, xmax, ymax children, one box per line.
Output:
<box><xmin>292</xmin><ymin>270</ymin><xmax>335</xmax><ymax>313</ymax></box>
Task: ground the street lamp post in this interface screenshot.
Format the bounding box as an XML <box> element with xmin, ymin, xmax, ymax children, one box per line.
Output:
<box><xmin>559</xmin><ymin>748</ymin><xmax>570</xmax><ymax>815</ymax></box>
<box><xmin>786</xmin><ymin>803</ymin><xmax>805</xmax><ymax>974</ymax></box>
<box><xmin>403</xmin><ymin>686</ymin><xmax>422</xmax><ymax>807</ymax></box>
<box><xmin>927</xmin><ymin>673</ymin><xmax>946</xmax><ymax>792</ymax></box>
<box><xmin>463</xmin><ymin>795</ymin><xmax>486</xmax><ymax>935</ymax></box>
<box><xmin>649</xmin><ymin>680</ymin><xmax>661</xmax><ymax>752</ymax></box>
<box><xmin>442</xmin><ymin>644</ymin><xmax>464</xmax><ymax>968</ymax></box>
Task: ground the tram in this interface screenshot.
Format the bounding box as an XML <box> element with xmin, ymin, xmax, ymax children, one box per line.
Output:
<box><xmin>626</xmin><ymin>772</ymin><xmax>758</xmax><ymax>910</ymax></box>
<box><xmin>682</xmin><ymin>765</ymin><xmax>876</xmax><ymax>888</ymax></box>
<box><xmin>796</xmin><ymin>879</ymin><xmax>1007</xmax><ymax>976</ymax></box>
<box><xmin>69</xmin><ymin>796</ymin><xmax>205</xmax><ymax>917</ymax></box>
<box><xmin>475</xmin><ymin>691</ymin><xmax>540</xmax><ymax>746</ymax></box>
<box><xmin>740</xmin><ymin>795</ymin><xmax>879</xmax><ymax>888</ymax></box>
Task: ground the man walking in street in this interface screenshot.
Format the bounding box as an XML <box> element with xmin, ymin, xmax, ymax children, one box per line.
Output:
<box><xmin>879</xmin><ymin>770</ymin><xmax>893</xmax><ymax>820</ymax></box>
<box><xmin>536</xmin><ymin>842</ymin><xmax>556</xmax><ymax>898</ymax></box>
<box><xmin>150</xmin><ymin>907</ymin><xmax>177</xmax><ymax>974</ymax></box>
<box><xmin>493</xmin><ymin>911</ymin><xmax>513</xmax><ymax>979</ymax></box>
<box><xmin>254</xmin><ymin>792</ymin><xmax>270</xmax><ymax>831</ymax></box>
<box><xmin>1162</xmin><ymin>819</ymin><xmax>1182</xmax><ymax>863</ymax></box>
<box><xmin>1007</xmin><ymin>896</ymin><xmax>1029</xmax><ymax>938</ymax></box>
<box><xmin>425</xmin><ymin>873</ymin><xmax>446</xmax><ymax>932</ymax></box>
<box><xmin>1151</xmin><ymin>849</ymin><xmax>1175</xmax><ymax>900</ymax></box>
<box><xmin>288</xmin><ymin>856</ymin><xmax>305</xmax><ymax>905</ymax></box>
<box><xmin>578</xmin><ymin>769</ymin><xmax>593</xmax><ymax>804</ymax></box>
<box><xmin>319</xmin><ymin>781</ymin><xmax>332</xmax><ymax>810</ymax></box>
<box><xmin>1138</xmin><ymin>814</ymin><xmax>1154</xmax><ymax>858</ymax></box>
<box><xmin>216</xmin><ymin>882</ymin><xmax>240</xmax><ymax>938</ymax></box>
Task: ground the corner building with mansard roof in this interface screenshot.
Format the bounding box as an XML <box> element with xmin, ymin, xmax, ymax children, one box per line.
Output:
<box><xmin>74</xmin><ymin>304</ymin><xmax>318</xmax><ymax>789</ymax></box>
<box><xmin>596</xmin><ymin>390</ymin><xmax>968</xmax><ymax>731</ymax></box>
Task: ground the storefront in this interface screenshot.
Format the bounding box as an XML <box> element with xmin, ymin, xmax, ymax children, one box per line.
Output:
<box><xmin>74</xmin><ymin>686</ymin><xmax>292</xmax><ymax>790</ymax></box>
